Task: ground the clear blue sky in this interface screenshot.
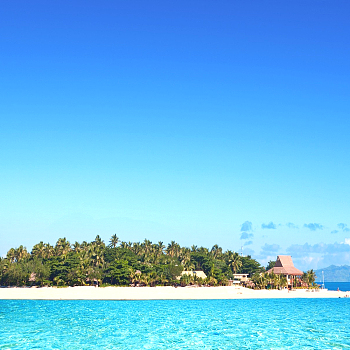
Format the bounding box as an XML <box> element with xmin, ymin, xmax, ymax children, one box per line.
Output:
<box><xmin>1</xmin><ymin>1</ymin><xmax>349</xmax><ymax>270</ymax></box>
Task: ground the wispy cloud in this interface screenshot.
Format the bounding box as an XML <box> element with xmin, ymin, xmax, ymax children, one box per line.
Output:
<box><xmin>261</xmin><ymin>222</ymin><xmax>277</xmax><ymax>229</ymax></box>
<box><xmin>287</xmin><ymin>242</ymin><xmax>350</xmax><ymax>256</ymax></box>
<box><xmin>303</xmin><ymin>223</ymin><xmax>323</xmax><ymax>231</ymax></box>
<box><xmin>240</xmin><ymin>221</ymin><xmax>253</xmax><ymax>240</ymax></box>
<box><xmin>338</xmin><ymin>223</ymin><xmax>347</xmax><ymax>230</ymax></box>
<box><xmin>261</xmin><ymin>243</ymin><xmax>280</xmax><ymax>253</ymax></box>
<box><xmin>331</xmin><ymin>230</ymin><xmax>339</xmax><ymax>234</ymax></box>
<box><xmin>286</xmin><ymin>241</ymin><xmax>350</xmax><ymax>270</ymax></box>
<box><xmin>287</xmin><ymin>239</ymin><xmax>350</xmax><ymax>270</ymax></box>
<box><xmin>244</xmin><ymin>240</ymin><xmax>253</xmax><ymax>246</ymax></box>
<box><xmin>241</xmin><ymin>221</ymin><xmax>252</xmax><ymax>232</ymax></box>
<box><xmin>240</xmin><ymin>232</ymin><xmax>254</xmax><ymax>240</ymax></box>
<box><xmin>286</xmin><ymin>222</ymin><xmax>298</xmax><ymax>229</ymax></box>
<box><xmin>256</xmin><ymin>243</ymin><xmax>281</xmax><ymax>261</ymax></box>
<box><xmin>337</xmin><ymin>223</ymin><xmax>349</xmax><ymax>232</ymax></box>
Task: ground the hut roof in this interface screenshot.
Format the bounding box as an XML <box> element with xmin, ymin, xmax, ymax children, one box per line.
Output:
<box><xmin>267</xmin><ymin>255</ymin><xmax>303</xmax><ymax>276</ymax></box>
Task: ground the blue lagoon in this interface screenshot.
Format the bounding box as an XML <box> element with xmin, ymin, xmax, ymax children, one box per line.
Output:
<box><xmin>1</xmin><ymin>299</ymin><xmax>349</xmax><ymax>349</ymax></box>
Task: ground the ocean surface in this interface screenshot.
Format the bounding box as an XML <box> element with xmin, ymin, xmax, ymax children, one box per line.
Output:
<box><xmin>318</xmin><ymin>282</ymin><xmax>350</xmax><ymax>291</ymax></box>
<box><xmin>1</xmin><ymin>299</ymin><xmax>349</xmax><ymax>349</ymax></box>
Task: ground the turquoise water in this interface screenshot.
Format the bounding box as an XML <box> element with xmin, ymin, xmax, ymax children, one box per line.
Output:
<box><xmin>1</xmin><ymin>299</ymin><xmax>350</xmax><ymax>349</ymax></box>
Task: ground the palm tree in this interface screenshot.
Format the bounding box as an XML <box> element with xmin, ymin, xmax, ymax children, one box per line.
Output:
<box><xmin>93</xmin><ymin>235</ymin><xmax>105</xmax><ymax>248</ymax></box>
<box><xmin>157</xmin><ymin>241</ymin><xmax>165</xmax><ymax>253</ymax></box>
<box><xmin>211</xmin><ymin>244</ymin><xmax>223</xmax><ymax>259</ymax></box>
<box><xmin>158</xmin><ymin>272</ymin><xmax>168</xmax><ymax>286</ymax></box>
<box><xmin>184</xmin><ymin>261</ymin><xmax>195</xmax><ymax>271</ymax></box>
<box><xmin>108</xmin><ymin>234</ymin><xmax>119</xmax><ymax>248</ymax></box>
<box><xmin>198</xmin><ymin>247</ymin><xmax>209</xmax><ymax>255</ymax></box>
<box><xmin>274</xmin><ymin>274</ymin><xmax>282</xmax><ymax>289</ymax></box>
<box><xmin>252</xmin><ymin>273</ymin><xmax>267</xmax><ymax>289</ymax></box>
<box><xmin>227</xmin><ymin>251</ymin><xmax>242</xmax><ymax>274</ymax></box>
<box><xmin>72</xmin><ymin>241</ymin><xmax>81</xmax><ymax>252</ymax></box>
<box><xmin>303</xmin><ymin>269</ymin><xmax>316</xmax><ymax>288</ymax></box>
<box><xmin>140</xmin><ymin>273</ymin><xmax>150</xmax><ymax>286</ymax></box>
<box><xmin>180</xmin><ymin>273</ymin><xmax>191</xmax><ymax>287</ymax></box>
<box><xmin>55</xmin><ymin>238</ymin><xmax>71</xmax><ymax>257</ymax></box>
<box><xmin>14</xmin><ymin>245</ymin><xmax>30</xmax><ymax>262</ymax></box>
<box><xmin>120</xmin><ymin>241</ymin><xmax>128</xmax><ymax>249</ymax></box>
<box><xmin>266</xmin><ymin>272</ymin><xmax>277</xmax><ymax>289</ymax></box>
<box><xmin>31</xmin><ymin>242</ymin><xmax>46</xmax><ymax>258</ymax></box>
<box><xmin>43</xmin><ymin>243</ymin><xmax>54</xmax><ymax>259</ymax></box>
<box><xmin>206</xmin><ymin>276</ymin><xmax>218</xmax><ymax>286</ymax></box>
<box><xmin>6</xmin><ymin>248</ymin><xmax>16</xmax><ymax>263</ymax></box>
<box><xmin>166</xmin><ymin>241</ymin><xmax>180</xmax><ymax>258</ymax></box>
<box><xmin>80</xmin><ymin>241</ymin><xmax>89</xmax><ymax>251</ymax></box>
<box><xmin>130</xmin><ymin>270</ymin><xmax>142</xmax><ymax>286</ymax></box>
<box><xmin>79</xmin><ymin>250</ymin><xmax>91</xmax><ymax>277</ymax></box>
<box><xmin>179</xmin><ymin>247</ymin><xmax>191</xmax><ymax>267</ymax></box>
<box><xmin>89</xmin><ymin>244</ymin><xmax>105</xmax><ymax>268</ymax></box>
<box><xmin>279</xmin><ymin>274</ymin><xmax>288</xmax><ymax>289</ymax></box>
<box><xmin>131</xmin><ymin>242</ymin><xmax>142</xmax><ymax>255</ymax></box>
<box><xmin>0</xmin><ymin>258</ymin><xmax>9</xmax><ymax>282</ymax></box>
<box><xmin>151</xmin><ymin>241</ymin><xmax>165</xmax><ymax>264</ymax></box>
<box><xmin>141</xmin><ymin>239</ymin><xmax>153</xmax><ymax>262</ymax></box>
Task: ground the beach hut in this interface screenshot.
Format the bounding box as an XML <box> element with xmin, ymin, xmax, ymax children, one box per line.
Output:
<box><xmin>267</xmin><ymin>255</ymin><xmax>303</xmax><ymax>288</ymax></box>
<box><xmin>227</xmin><ymin>274</ymin><xmax>250</xmax><ymax>286</ymax></box>
<box><xmin>232</xmin><ymin>273</ymin><xmax>249</xmax><ymax>282</ymax></box>
<box><xmin>179</xmin><ymin>271</ymin><xmax>207</xmax><ymax>279</ymax></box>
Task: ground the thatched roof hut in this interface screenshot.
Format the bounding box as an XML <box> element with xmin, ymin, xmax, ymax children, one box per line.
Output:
<box><xmin>267</xmin><ymin>255</ymin><xmax>303</xmax><ymax>276</ymax></box>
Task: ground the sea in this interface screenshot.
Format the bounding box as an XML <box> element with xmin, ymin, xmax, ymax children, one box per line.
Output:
<box><xmin>317</xmin><ymin>282</ymin><xmax>350</xmax><ymax>291</ymax></box>
<box><xmin>1</xmin><ymin>299</ymin><xmax>350</xmax><ymax>349</ymax></box>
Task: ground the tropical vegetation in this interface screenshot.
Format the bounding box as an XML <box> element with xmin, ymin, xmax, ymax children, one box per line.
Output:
<box><xmin>251</xmin><ymin>269</ymin><xmax>317</xmax><ymax>290</ymax></box>
<box><xmin>0</xmin><ymin>236</ymin><xmax>263</xmax><ymax>287</ymax></box>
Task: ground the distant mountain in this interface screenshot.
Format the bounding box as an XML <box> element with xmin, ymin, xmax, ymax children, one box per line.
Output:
<box><xmin>315</xmin><ymin>265</ymin><xmax>350</xmax><ymax>282</ymax></box>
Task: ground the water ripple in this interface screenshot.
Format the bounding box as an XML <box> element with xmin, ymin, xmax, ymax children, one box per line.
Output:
<box><xmin>0</xmin><ymin>299</ymin><xmax>350</xmax><ymax>349</ymax></box>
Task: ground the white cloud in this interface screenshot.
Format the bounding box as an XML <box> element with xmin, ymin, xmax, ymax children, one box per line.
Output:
<box><xmin>286</xmin><ymin>241</ymin><xmax>350</xmax><ymax>270</ymax></box>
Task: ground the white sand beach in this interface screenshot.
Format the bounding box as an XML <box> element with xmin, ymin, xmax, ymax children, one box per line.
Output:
<box><xmin>0</xmin><ymin>286</ymin><xmax>349</xmax><ymax>300</ymax></box>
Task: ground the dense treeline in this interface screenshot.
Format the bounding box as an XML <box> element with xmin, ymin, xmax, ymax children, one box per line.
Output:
<box><xmin>0</xmin><ymin>235</ymin><xmax>263</xmax><ymax>287</ymax></box>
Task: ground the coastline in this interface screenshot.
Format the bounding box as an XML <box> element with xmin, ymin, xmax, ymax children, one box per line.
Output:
<box><xmin>1</xmin><ymin>286</ymin><xmax>349</xmax><ymax>300</ymax></box>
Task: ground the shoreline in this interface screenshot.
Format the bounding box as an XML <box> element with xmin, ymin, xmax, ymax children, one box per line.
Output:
<box><xmin>1</xmin><ymin>286</ymin><xmax>349</xmax><ymax>300</ymax></box>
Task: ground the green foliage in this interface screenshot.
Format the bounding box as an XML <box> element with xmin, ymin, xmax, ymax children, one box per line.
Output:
<box><xmin>190</xmin><ymin>252</ymin><xmax>213</xmax><ymax>275</ymax></box>
<box><xmin>163</xmin><ymin>264</ymin><xmax>183</xmax><ymax>282</ymax></box>
<box><xmin>266</xmin><ymin>260</ymin><xmax>276</xmax><ymax>271</ymax></box>
<box><xmin>3</xmin><ymin>261</ymin><xmax>29</xmax><ymax>286</ymax></box>
<box><xmin>239</xmin><ymin>256</ymin><xmax>264</xmax><ymax>275</ymax></box>
<box><xmin>27</xmin><ymin>258</ymin><xmax>50</xmax><ymax>286</ymax></box>
<box><xmin>104</xmin><ymin>260</ymin><xmax>131</xmax><ymax>285</ymax></box>
<box><xmin>302</xmin><ymin>269</ymin><xmax>316</xmax><ymax>288</ymax></box>
<box><xmin>252</xmin><ymin>272</ymin><xmax>288</xmax><ymax>290</ymax></box>
<box><xmin>0</xmin><ymin>237</ymin><xmax>264</xmax><ymax>287</ymax></box>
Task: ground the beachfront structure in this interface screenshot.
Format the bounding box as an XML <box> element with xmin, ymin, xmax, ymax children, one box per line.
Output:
<box><xmin>267</xmin><ymin>255</ymin><xmax>303</xmax><ymax>288</ymax></box>
<box><xmin>227</xmin><ymin>273</ymin><xmax>249</xmax><ymax>286</ymax></box>
<box><xmin>179</xmin><ymin>270</ymin><xmax>207</xmax><ymax>280</ymax></box>
<box><xmin>233</xmin><ymin>273</ymin><xmax>249</xmax><ymax>282</ymax></box>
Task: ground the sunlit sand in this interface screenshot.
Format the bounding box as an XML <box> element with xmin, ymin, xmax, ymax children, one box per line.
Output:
<box><xmin>1</xmin><ymin>286</ymin><xmax>348</xmax><ymax>300</ymax></box>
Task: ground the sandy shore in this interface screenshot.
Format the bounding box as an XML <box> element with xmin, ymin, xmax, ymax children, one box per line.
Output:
<box><xmin>0</xmin><ymin>286</ymin><xmax>349</xmax><ymax>300</ymax></box>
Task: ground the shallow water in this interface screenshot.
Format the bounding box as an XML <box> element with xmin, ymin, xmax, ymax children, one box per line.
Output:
<box><xmin>1</xmin><ymin>299</ymin><xmax>350</xmax><ymax>349</ymax></box>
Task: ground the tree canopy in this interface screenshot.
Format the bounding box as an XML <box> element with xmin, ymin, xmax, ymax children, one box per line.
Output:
<box><xmin>0</xmin><ymin>236</ymin><xmax>264</xmax><ymax>287</ymax></box>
